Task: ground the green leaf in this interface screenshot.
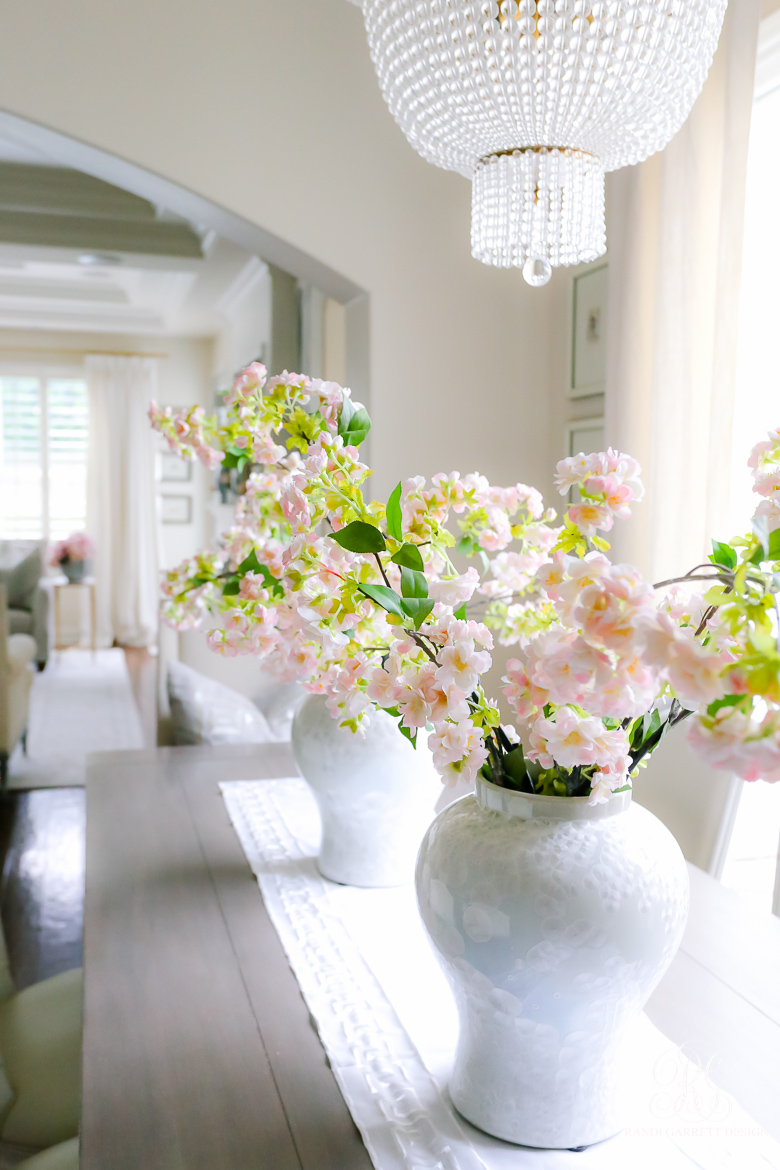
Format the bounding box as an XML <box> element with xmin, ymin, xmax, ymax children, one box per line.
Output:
<box><xmin>232</xmin><ymin>553</ymin><xmax>284</xmax><ymax>598</ymax></box>
<box><xmin>398</xmin><ymin>722</ymin><xmax>418</xmax><ymax>749</ymax></box>
<box><xmin>753</xmin><ymin>515</ymin><xmax>771</xmax><ymax>559</ymax></box>
<box><xmin>643</xmin><ymin>708</ymin><xmax>661</xmax><ymax>743</ymax></box>
<box><xmin>329</xmin><ymin>521</ymin><xmax>387</xmax><ymax>554</ymax></box>
<box><xmin>222</xmin><ymin>576</ymin><xmax>240</xmax><ymax>596</ymax></box>
<box><xmin>707</xmin><ymin>694</ymin><xmax>743</xmax><ymax>717</ymax></box>
<box><xmin>710</xmin><ymin>540</ymin><xmax>737</xmax><ymax>570</ymax></box>
<box><xmin>769</xmin><ymin>528</ymin><xmax>780</xmax><ymax>562</ymax></box>
<box><xmin>629</xmin><ymin>718</ymin><xmax>644</xmax><ymax>751</ymax></box>
<box><xmin>337</xmin><ymin>395</ymin><xmax>356</xmax><ymax>436</ymax></box>
<box><xmin>358</xmin><ymin>583</ymin><xmax>404</xmax><ymax>617</ymax></box>
<box><xmin>237</xmin><ymin>549</ymin><xmax>262</xmax><ymax>575</ymax></box>
<box><xmin>630</xmin><ymin>708</ymin><xmax>663</xmax><ymax>753</ymax></box>
<box><xmin>456</xmin><ymin>535</ymin><xmax>477</xmax><ymax>556</ymax></box>
<box><xmin>222</xmin><ymin>447</ymin><xmax>250</xmax><ymax>473</ymax></box>
<box><xmin>338</xmin><ymin>406</ymin><xmax>372</xmax><ymax>448</ymax></box>
<box><xmin>390</xmin><ymin>543</ymin><xmax>424</xmax><ymax>572</ymax></box>
<box><xmin>400</xmin><ymin>567</ymin><xmax>428</xmax><ymax>598</ymax></box>
<box><xmin>454</xmin><ymin>603</ymin><xmax>467</xmax><ymax>620</ymax></box>
<box><xmin>399</xmin><ymin>597</ymin><xmax>435</xmax><ymax>628</ymax></box>
<box><xmin>703</xmin><ymin>584</ymin><xmax>729</xmax><ymax>606</ymax></box>
<box><xmin>502</xmin><ymin>743</ymin><xmax>528</xmax><ymax>789</ymax></box>
<box><xmin>386</xmin><ymin>482</ymin><xmax>403</xmax><ymax>542</ymax></box>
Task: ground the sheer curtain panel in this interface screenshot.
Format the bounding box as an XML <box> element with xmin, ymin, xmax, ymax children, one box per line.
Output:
<box><xmin>605</xmin><ymin>0</ymin><xmax>760</xmax><ymax>583</ymax></box>
<box><xmin>603</xmin><ymin>0</ymin><xmax>761</xmax><ymax>873</ymax></box>
<box><xmin>86</xmin><ymin>355</ymin><xmax>159</xmax><ymax>648</ymax></box>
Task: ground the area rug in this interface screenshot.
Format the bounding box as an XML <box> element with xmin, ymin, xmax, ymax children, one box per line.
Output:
<box><xmin>7</xmin><ymin>649</ymin><xmax>144</xmax><ymax>789</ymax></box>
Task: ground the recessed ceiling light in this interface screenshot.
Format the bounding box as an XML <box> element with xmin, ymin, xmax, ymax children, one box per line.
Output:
<box><xmin>78</xmin><ymin>252</ymin><xmax>121</xmax><ymax>267</ymax></box>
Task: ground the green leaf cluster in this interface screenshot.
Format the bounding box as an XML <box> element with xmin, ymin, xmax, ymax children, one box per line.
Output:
<box><xmin>747</xmin><ymin>524</ymin><xmax>780</xmax><ymax>565</ymax></box>
<box><xmin>222</xmin><ymin>447</ymin><xmax>249</xmax><ymax>473</ymax></box>
<box><xmin>709</xmin><ymin>540</ymin><xmax>737</xmax><ymax>570</ymax></box>
<box><xmin>357</xmin><ymin>569</ymin><xmax>434</xmax><ymax>629</ymax></box>
<box><xmin>221</xmin><ymin>550</ymin><xmax>284</xmax><ymax>600</ymax></box>
<box><xmin>337</xmin><ymin>398</ymin><xmax>372</xmax><ymax>447</ymax></box>
<box><xmin>624</xmin><ymin>706</ymin><xmax>678</xmax><ymax>774</ymax></box>
<box><xmin>482</xmin><ymin>741</ymin><xmax>594</xmax><ymax>798</ymax></box>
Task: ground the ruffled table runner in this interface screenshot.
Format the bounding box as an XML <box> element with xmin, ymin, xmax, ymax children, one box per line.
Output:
<box><xmin>221</xmin><ymin>778</ymin><xmax>780</xmax><ymax>1170</ymax></box>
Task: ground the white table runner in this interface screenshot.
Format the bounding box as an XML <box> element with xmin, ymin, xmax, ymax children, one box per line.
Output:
<box><xmin>221</xmin><ymin>777</ymin><xmax>780</xmax><ymax>1170</ymax></box>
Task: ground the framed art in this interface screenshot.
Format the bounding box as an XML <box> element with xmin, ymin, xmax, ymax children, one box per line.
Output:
<box><xmin>160</xmin><ymin>494</ymin><xmax>192</xmax><ymax>524</ymax></box>
<box><xmin>566</xmin><ymin>418</ymin><xmax>605</xmax><ymax>459</ymax></box>
<box><xmin>160</xmin><ymin>452</ymin><xmax>192</xmax><ymax>482</ymax></box>
<box><xmin>570</xmin><ymin>263</ymin><xmax>608</xmax><ymax>398</ymax></box>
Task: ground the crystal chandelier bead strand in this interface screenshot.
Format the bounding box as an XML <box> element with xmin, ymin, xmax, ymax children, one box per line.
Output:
<box><xmin>362</xmin><ymin>0</ymin><xmax>727</xmax><ymax>285</ymax></box>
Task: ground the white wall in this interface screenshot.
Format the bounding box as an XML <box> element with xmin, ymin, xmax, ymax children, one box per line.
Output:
<box><xmin>212</xmin><ymin>258</ymin><xmax>271</xmax><ymax>393</ymax></box>
<box><xmin>0</xmin><ymin>0</ymin><xmax>563</xmax><ymax>504</ymax></box>
<box><xmin>148</xmin><ymin>335</ymin><xmax>215</xmax><ymax>569</ymax></box>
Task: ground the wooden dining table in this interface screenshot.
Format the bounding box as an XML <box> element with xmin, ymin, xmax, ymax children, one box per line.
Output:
<box><xmin>83</xmin><ymin>743</ymin><xmax>780</xmax><ymax>1168</ymax></box>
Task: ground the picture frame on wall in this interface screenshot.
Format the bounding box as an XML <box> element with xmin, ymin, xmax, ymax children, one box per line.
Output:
<box><xmin>569</xmin><ymin>264</ymin><xmax>608</xmax><ymax>398</ymax></box>
<box><xmin>160</xmin><ymin>494</ymin><xmax>192</xmax><ymax>524</ymax></box>
<box><xmin>160</xmin><ymin>452</ymin><xmax>192</xmax><ymax>482</ymax></box>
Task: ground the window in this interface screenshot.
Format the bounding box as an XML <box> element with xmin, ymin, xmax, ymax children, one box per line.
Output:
<box><xmin>0</xmin><ymin>375</ymin><xmax>89</xmax><ymax>541</ymax></box>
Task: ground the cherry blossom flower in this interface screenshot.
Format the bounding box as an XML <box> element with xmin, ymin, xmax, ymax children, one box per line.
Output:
<box><xmin>225</xmin><ymin>361</ymin><xmax>267</xmax><ymax>406</ymax></box>
<box><xmin>428</xmin><ymin>721</ymin><xmax>489</xmax><ymax>786</ymax></box>
<box><xmin>566</xmin><ymin>502</ymin><xmax>614</xmax><ymax>536</ymax></box>
<box><xmin>688</xmin><ymin>703</ymin><xmax>780</xmax><ymax>783</ymax></box>
<box><xmin>428</xmin><ymin>568</ymin><xmax>480</xmax><ymax>607</ymax></box>
<box><xmin>502</xmin><ymin>659</ymin><xmax>544</xmax><ymax>721</ymax></box>
<box><xmin>525</xmin><ymin>628</ymin><xmax>612</xmax><ymax>708</ymax></box>
<box><xmin>643</xmin><ymin>614</ymin><xmax>733</xmax><ymax>709</ymax></box>
<box><xmin>529</xmin><ymin>707</ymin><xmax>630</xmax><ymax>778</ymax></box>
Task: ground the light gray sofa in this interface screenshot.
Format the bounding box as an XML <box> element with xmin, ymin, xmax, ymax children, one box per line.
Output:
<box><xmin>0</xmin><ymin>543</ymin><xmax>48</xmax><ymax>670</ymax></box>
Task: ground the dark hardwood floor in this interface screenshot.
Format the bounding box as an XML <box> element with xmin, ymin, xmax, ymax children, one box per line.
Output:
<box><xmin>0</xmin><ymin>646</ymin><xmax>157</xmax><ymax>989</ymax></box>
<box><xmin>0</xmin><ymin>789</ymin><xmax>85</xmax><ymax>990</ymax></box>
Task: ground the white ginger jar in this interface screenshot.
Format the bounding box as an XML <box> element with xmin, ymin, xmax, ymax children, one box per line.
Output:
<box><xmin>415</xmin><ymin>776</ymin><xmax>689</xmax><ymax>1149</ymax></box>
<box><xmin>291</xmin><ymin>694</ymin><xmax>441</xmax><ymax>887</ymax></box>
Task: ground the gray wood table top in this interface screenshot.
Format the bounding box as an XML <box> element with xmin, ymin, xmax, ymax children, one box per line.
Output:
<box><xmin>84</xmin><ymin>745</ymin><xmax>780</xmax><ymax>1168</ymax></box>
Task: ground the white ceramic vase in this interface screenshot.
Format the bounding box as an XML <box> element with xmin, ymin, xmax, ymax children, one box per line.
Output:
<box><xmin>415</xmin><ymin>776</ymin><xmax>689</xmax><ymax>1149</ymax></box>
<box><xmin>291</xmin><ymin>694</ymin><xmax>441</xmax><ymax>887</ymax></box>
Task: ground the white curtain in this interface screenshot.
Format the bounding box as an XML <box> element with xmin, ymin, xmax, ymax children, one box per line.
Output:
<box><xmin>86</xmin><ymin>356</ymin><xmax>159</xmax><ymax>648</ymax></box>
<box><xmin>603</xmin><ymin>0</ymin><xmax>761</xmax><ymax>873</ymax></box>
<box><xmin>605</xmin><ymin>0</ymin><xmax>760</xmax><ymax>584</ymax></box>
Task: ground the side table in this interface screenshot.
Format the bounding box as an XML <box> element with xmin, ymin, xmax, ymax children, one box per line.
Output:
<box><xmin>51</xmin><ymin>576</ymin><xmax>97</xmax><ymax>653</ymax></box>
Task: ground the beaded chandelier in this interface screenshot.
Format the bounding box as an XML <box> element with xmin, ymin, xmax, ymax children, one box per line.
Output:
<box><xmin>362</xmin><ymin>0</ymin><xmax>728</xmax><ymax>284</ymax></box>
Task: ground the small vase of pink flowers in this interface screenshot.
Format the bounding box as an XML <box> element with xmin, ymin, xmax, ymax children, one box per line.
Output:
<box><xmin>50</xmin><ymin>532</ymin><xmax>94</xmax><ymax>584</ymax></box>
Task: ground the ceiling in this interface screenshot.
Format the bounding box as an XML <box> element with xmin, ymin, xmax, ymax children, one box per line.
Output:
<box><xmin>0</xmin><ymin>238</ymin><xmax>260</xmax><ymax>336</ymax></box>
<box><xmin>0</xmin><ymin>132</ymin><xmax>262</xmax><ymax>337</ymax></box>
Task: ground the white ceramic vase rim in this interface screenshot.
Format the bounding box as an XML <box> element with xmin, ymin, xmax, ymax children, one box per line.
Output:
<box><xmin>475</xmin><ymin>775</ymin><xmax>632</xmax><ymax>822</ymax></box>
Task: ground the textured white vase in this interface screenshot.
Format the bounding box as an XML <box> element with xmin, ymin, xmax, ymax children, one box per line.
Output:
<box><xmin>291</xmin><ymin>694</ymin><xmax>441</xmax><ymax>887</ymax></box>
<box><xmin>415</xmin><ymin>776</ymin><xmax>689</xmax><ymax>1149</ymax></box>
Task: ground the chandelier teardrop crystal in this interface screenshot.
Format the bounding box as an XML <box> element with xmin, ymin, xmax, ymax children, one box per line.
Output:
<box><xmin>362</xmin><ymin>0</ymin><xmax>728</xmax><ymax>284</ymax></box>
